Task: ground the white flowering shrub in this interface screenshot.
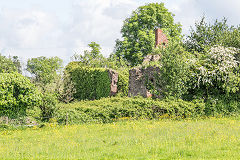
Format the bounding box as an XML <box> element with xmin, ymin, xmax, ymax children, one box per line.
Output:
<box><xmin>186</xmin><ymin>46</ymin><xmax>240</xmax><ymax>115</ymax></box>
<box><xmin>193</xmin><ymin>46</ymin><xmax>240</xmax><ymax>94</ymax></box>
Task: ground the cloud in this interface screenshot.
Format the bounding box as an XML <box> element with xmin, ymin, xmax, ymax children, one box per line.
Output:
<box><xmin>196</xmin><ymin>0</ymin><xmax>240</xmax><ymax>25</ymax></box>
<box><xmin>64</xmin><ymin>0</ymin><xmax>138</xmax><ymax>56</ymax></box>
<box><xmin>0</xmin><ymin>0</ymin><xmax>240</xmax><ymax>66</ymax></box>
<box><xmin>0</xmin><ymin>9</ymin><xmax>64</xmax><ymax>57</ymax></box>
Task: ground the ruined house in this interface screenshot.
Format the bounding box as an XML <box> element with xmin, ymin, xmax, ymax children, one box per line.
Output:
<box><xmin>128</xmin><ymin>28</ymin><xmax>167</xmax><ymax>98</ymax></box>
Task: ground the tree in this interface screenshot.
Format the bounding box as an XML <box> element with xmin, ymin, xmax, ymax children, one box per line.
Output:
<box><xmin>27</xmin><ymin>56</ymin><xmax>63</xmax><ymax>85</ymax></box>
<box><xmin>27</xmin><ymin>56</ymin><xmax>63</xmax><ymax>121</ymax></box>
<box><xmin>71</xmin><ymin>42</ymin><xmax>107</xmax><ymax>67</ymax></box>
<box><xmin>115</xmin><ymin>3</ymin><xmax>182</xmax><ymax>66</ymax></box>
<box><xmin>0</xmin><ymin>54</ymin><xmax>17</xmax><ymax>73</ymax></box>
<box><xmin>184</xmin><ymin>17</ymin><xmax>240</xmax><ymax>53</ymax></box>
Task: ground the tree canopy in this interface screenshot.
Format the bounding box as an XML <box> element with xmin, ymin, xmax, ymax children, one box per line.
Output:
<box><xmin>71</xmin><ymin>42</ymin><xmax>107</xmax><ymax>67</ymax></box>
<box><xmin>115</xmin><ymin>2</ymin><xmax>182</xmax><ymax>66</ymax></box>
<box><xmin>27</xmin><ymin>56</ymin><xmax>63</xmax><ymax>85</ymax></box>
<box><xmin>0</xmin><ymin>54</ymin><xmax>17</xmax><ymax>73</ymax></box>
<box><xmin>184</xmin><ymin>17</ymin><xmax>240</xmax><ymax>53</ymax></box>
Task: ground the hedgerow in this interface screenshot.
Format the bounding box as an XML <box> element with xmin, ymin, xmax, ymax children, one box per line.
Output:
<box><xmin>55</xmin><ymin>97</ymin><xmax>205</xmax><ymax>124</ymax></box>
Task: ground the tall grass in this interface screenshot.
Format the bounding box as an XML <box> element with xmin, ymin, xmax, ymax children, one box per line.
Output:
<box><xmin>0</xmin><ymin>118</ymin><xmax>239</xmax><ymax>159</ymax></box>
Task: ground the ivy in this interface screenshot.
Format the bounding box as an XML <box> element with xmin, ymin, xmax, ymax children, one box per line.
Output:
<box><xmin>66</xmin><ymin>64</ymin><xmax>111</xmax><ymax>100</ymax></box>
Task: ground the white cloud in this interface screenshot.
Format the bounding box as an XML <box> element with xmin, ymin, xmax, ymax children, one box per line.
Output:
<box><xmin>65</xmin><ymin>0</ymin><xmax>137</xmax><ymax>57</ymax></box>
<box><xmin>0</xmin><ymin>9</ymin><xmax>63</xmax><ymax>54</ymax></box>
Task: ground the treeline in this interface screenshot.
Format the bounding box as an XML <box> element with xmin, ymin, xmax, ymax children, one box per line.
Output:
<box><xmin>0</xmin><ymin>3</ymin><xmax>240</xmax><ymax>124</ymax></box>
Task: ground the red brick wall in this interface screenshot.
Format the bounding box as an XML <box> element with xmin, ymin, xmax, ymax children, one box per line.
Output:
<box><xmin>155</xmin><ymin>28</ymin><xmax>168</xmax><ymax>47</ymax></box>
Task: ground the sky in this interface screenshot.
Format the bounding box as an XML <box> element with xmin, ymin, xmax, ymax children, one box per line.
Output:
<box><xmin>0</xmin><ymin>0</ymin><xmax>240</xmax><ymax>65</ymax></box>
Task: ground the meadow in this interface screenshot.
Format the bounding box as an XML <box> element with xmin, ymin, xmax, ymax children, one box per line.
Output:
<box><xmin>0</xmin><ymin>118</ymin><xmax>239</xmax><ymax>159</ymax></box>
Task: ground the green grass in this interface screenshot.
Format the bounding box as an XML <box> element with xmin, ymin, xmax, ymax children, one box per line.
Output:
<box><xmin>0</xmin><ymin>118</ymin><xmax>240</xmax><ymax>159</ymax></box>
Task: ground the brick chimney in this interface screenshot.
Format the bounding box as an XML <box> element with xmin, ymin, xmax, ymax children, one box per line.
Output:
<box><xmin>155</xmin><ymin>28</ymin><xmax>168</xmax><ymax>47</ymax></box>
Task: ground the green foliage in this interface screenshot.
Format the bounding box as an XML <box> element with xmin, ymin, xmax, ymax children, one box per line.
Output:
<box><xmin>27</xmin><ymin>56</ymin><xmax>63</xmax><ymax>85</ymax></box>
<box><xmin>66</xmin><ymin>64</ymin><xmax>111</xmax><ymax>100</ymax></box>
<box><xmin>105</xmin><ymin>53</ymin><xmax>130</xmax><ymax>70</ymax></box>
<box><xmin>117</xmin><ymin>69</ymin><xmax>129</xmax><ymax>96</ymax></box>
<box><xmin>204</xmin><ymin>94</ymin><xmax>240</xmax><ymax>116</ymax></box>
<box><xmin>0</xmin><ymin>54</ymin><xmax>17</xmax><ymax>73</ymax></box>
<box><xmin>142</xmin><ymin>43</ymin><xmax>191</xmax><ymax>99</ymax></box>
<box><xmin>11</xmin><ymin>56</ymin><xmax>22</xmax><ymax>74</ymax></box>
<box><xmin>115</xmin><ymin>2</ymin><xmax>182</xmax><ymax>66</ymax></box>
<box><xmin>159</xmin><ymin>43</ymin><xmax>192</xmax><ymax>98</ymax></box>
<box><xmin>0</xmin><ymin>73</ymin><xmax>41</xmax><ymax>118</ymax></box>
<box><xmin>184</xmin><ymin>17</ymin><xmax>240</xmax><ymax>53</ymax></box>
<box><xmin>184</xmin><ymin>46</ymin><xmax>240</xmax><ymax>115</ymax></box>
<box><xmin>56</xmin><ymin>73</ymin><xmax>76</xmax><ymax>103</ymax></box>
<box><xmin>26</xmin><ymin>56</ymin><xmax>62</xmax><ymax>121</ymax></box>
<box><xmin>55</xmin><ymin>97</ymin><xmax>205</xmax><ymax>124</ymax></box>
<box><xmin>39</xmin><ymin>92</ymin><xmax>58</xmax><ymax>121</ymax></box>
<box><xmin>188</xmin><ymin>46</ymin><xmax>240</xmax><ymax>96</ymax></box>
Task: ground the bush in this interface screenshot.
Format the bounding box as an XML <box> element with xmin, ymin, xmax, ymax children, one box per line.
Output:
<box><xmin>55</xmin><ymin>97</ymin><xmax>205</xmax><ymax>124</ymax></box>
<box><xmin>39</xmin><ymin>92</ymin><xmax>58</xmax><ymax>121</ymax></box>
<box><xmin>144</xmin><ymin>42</ymin><xmax>192</xmax><ymax>98</ymax></box>
<box><xmin>204</xmin><ymin>94</ymin><xmax>240</xmax><ymax>116</ymax></box>
<box><xmin>0</xmin><ymin>73</ymin><xmax>41</xmax><ymax>118</ymax></box>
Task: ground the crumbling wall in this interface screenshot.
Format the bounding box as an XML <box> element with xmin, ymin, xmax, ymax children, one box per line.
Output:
<box><xmin>143</xmin><ymin>54</ymin><xmax>161</xmax><ymax>65</ymax></box>
<box><xmin>108</xmin><ymin>69</ymin><xmax>118</xmax><ymax>96</ymax></box>
<box><xmin>128</xmin><ymin>66</ymin><xmax>161</xmax><ymax>98</ymax></box>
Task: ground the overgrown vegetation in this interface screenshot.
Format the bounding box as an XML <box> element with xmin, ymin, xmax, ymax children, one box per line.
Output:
<box><xmin>0</xmin><ymin>2</ymin><xmax>240</xmax><ymax>125</ymax></box>
<box><xmin>1</xmin><ymin>3</ymin><xmax>240</xmax><ymax>159</ymax></box>
<box><xmin>54</xmin><ymin>97</ymin><xmax>205</xmax><ymax>124</ymax></box>
<box><xmin>66</xmin><ymin>64</ymin><xmax>111</xmax><ymax>100</ymax></box>
<box><xmin>0</xmin><ymin>73</ymin><xmax>41</xmax><ymax>118</ymax></box>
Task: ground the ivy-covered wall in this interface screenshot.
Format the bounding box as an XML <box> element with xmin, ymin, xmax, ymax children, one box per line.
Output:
<box><xmin>66</xmin><ymin>62</ymin><xmax>129</xmax><ymax>100</ymax></box>
<box><xmin>68</xmin><ymin>66</ymin><xmax>110</xmax><ymax>100</ymax></box>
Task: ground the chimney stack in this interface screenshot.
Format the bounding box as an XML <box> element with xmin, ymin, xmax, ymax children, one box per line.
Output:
<box><xmin>155</xmin><ymin>28</ymin><xmax>168</xmax><ymax>47</ymax></box>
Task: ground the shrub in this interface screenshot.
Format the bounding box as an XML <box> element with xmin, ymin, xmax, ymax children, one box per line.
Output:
<box><xmin>0</xmin><ymin>73</ymin><xmax>41</xmax><ymax>118</ymax></box>
<box><xmin>183</xmin><ymin>46</ymin><xmax>240</xmax><ymax>115</ymax></box>
<box><xmin>191</xmin><ymin>46</ymin><xmax>240</xmax><ymax>94</ymax></box>
<box><xmin>39</xmin><ymin>92</ymin><xmax>58</xmax><ymax>121</ymax></box>
<box><xmin>55</xmin><ymin>97</ymin><xmax>205</xmax><ymax>124</ymax></box>
<box><xmin>144</xmin><ymin>42</ymin><xmax>192</xmax><ymax>99</ymax></box>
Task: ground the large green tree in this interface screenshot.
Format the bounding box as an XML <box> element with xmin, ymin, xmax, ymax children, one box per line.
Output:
<box><xmin>115</xmin><ymin>3</ymin><xmax>182</xmax><ymax>66</ymax></box>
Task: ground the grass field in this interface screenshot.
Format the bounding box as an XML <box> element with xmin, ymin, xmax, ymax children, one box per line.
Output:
<box><xmin>0</xmin><ymin>118</ymin><xmax>239</xmax><ymax>159</ymax></box>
